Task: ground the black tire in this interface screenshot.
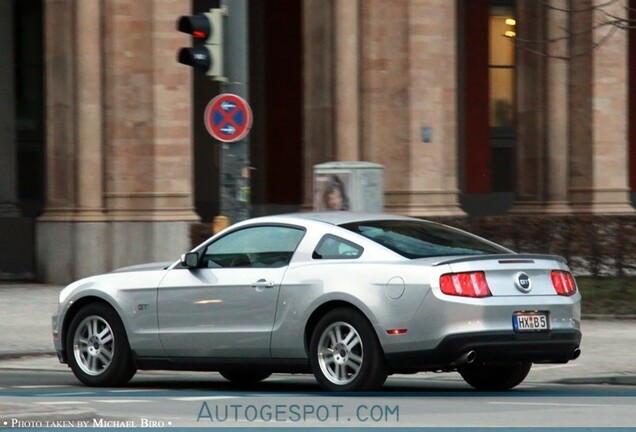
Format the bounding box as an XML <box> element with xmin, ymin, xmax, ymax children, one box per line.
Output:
<box><xmin>219</xmin><ymin>370</ymin><xmax>272</xmax><ymax>384</ymax></box>
<box><xmin>309</xmin><ymin>308</ymin><xmax>387</xmax><ymax>392</ymax></box>
<box><xmin>459</xmin><ymin>361</ymin><xmax>532</xmax><ymax>391</ymax></box>
<box><xmin>65</xmin><ymin>303</ymin><xmax>136</xmax><ymax>386</ymax></box>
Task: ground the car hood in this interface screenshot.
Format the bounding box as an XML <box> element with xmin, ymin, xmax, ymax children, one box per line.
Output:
<box><xmin>111</xmin><ymin>261</ymin><xmax>174</xmax><ymax>273</ymax></box>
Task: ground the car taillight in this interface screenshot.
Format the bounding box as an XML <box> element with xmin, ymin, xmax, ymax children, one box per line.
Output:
<box><xmin>439</xmin><ymin>272</ymin><xmax>492</xmax><ymax>298</ymax></box>
<box><xmin>551</xmin><ymin>270</ymin><xmax>577</xmax><ymax>296</ymax></box>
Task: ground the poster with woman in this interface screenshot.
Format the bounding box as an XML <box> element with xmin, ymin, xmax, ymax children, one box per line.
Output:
<box><xmin>313</xmin><ymin>173</ymin><xmax>350</xmax><ymax>211</ymax></box>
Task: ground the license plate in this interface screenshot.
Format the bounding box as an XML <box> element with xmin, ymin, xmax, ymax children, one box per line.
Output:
<box><xmin>513</xmin><ymin>312</ymin><xmax>549</xmax><ymax>332</ymax></box>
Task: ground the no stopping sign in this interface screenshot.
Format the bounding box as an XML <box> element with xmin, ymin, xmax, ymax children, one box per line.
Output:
<box><xmin>204</xmin><ymin>93</ymin><xmax>253</xmax><ymax>142</ymax></box>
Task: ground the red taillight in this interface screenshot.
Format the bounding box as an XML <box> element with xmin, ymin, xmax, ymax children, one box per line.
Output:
<box><xmin>551</xmin><ymin>270</ymin><xmax>577</xmax><ymax>296</ymax></box>
<box><xmin>439</xmin><ymin>272</ymin><xmax>492</xmax><ymax>298</ymax></box>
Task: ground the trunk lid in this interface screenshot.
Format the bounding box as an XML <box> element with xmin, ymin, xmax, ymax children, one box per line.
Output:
<box><xmin>433</xmin><ymin>254</ymin><xmax>569</xmax><ymax>296</ymax></box>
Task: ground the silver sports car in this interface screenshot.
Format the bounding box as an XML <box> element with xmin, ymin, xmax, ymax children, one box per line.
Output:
<box><xmin>52</xmin><ymin>212</ymin><xmax>581</xmax><ymax>391</ymax></box>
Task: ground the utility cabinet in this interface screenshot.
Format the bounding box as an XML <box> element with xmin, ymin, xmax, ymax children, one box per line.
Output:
<box><xmin>313</xmin><ymin>161</ymin><xmax>384</xmax><ymax>212</ymax></box>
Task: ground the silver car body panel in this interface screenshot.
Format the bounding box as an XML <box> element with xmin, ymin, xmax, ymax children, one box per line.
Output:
<box><xmin>157</xmin><ymin>265</ymin><xmax>288</xmax><ymax>358</ymax></box>
<box><xmin>54</xmin><ymin>270</ymin><xmax>170</xmax><ymax>357</ymax></box>
<box><xmin>53</xmin><ymin>212</ymin><xmax>581</xmax><ymax>370</ymax></box>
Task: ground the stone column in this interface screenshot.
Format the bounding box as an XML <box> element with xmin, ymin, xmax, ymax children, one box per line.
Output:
<box><xmin>543</xmin><ymin>0</ymin><xmax>570</xmax><ymax>212</ymax></box>
<box><xmin>334</xmin><ymin>0</ymin><xmax>361</xmax><ymax>161</ymax></box>
<box><xmin>38</xmin><ymin>0</ymin><xmax>79</xmax><ymax>282</ymax></box>
<box><xmin>512</xmin><ymin>0</ymin><xmax>545</xmax><ymax>209</ymax></box>
<box><xmin>38</xmin><ymin>0</ymin><xmax>198</xmax><ymax>284</ymax></box>
<box><xmin>68</xmin><ymin>0</ymin><xmax>108</xmax><ymax>278</ymax></box>
<box><xmin>377</xmin><ymin>0</ymin><xmax>463</xmax><ymax>216</ymax></box>
<box><xmin>305</xmin><ymin>0</ymin><xmax>462</xmax><ymax>216</ymax></box>
<box><xmin>569</xmin><ymin>0</ymin><xmax>634</xmax><ymax>213</ymax></box>
<box><xmin>75</xmin><ymin>0</ymin><xmax>105</xmax><ymax>220</ymax></box>
<box><xmin>42</xmin><ymin>0</ymin><xmax>76</xmax><ymax>214</ymax></box>
<box><xmin>0</xmin><ymin>0</ymin><xmax>18</xmax><ymax>216</ymax></box>
<box><xmin>360</xmin><ymin>0</ymin><xmax>410</xmax><ymax>209</ymax></box>
<box><xmin>302</xmin><ymin>0</ymin><xmax>336</xmax><ymax>207</ymax></box>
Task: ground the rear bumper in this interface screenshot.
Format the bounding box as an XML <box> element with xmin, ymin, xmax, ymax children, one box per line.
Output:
<box><xmin>385</xmin><ymin>329</ymin><xmax>582</xmax><ymax>372</ymax></box>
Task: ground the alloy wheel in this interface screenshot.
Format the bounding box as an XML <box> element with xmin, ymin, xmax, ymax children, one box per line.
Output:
<box><xmin>72</xmin><ymin>315</ymin><xmax>114</xmax><ymax>376</ymax></box>
<box><xmin>317</xmin><ymin>321</ymin><xmax>364</xmax><ymax>385</ymax></box>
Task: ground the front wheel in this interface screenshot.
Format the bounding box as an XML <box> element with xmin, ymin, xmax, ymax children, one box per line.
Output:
<box><xmin>66</xmin><ymin>303</ymin><xmax>136</xmax><ymax>386</ymax></box>
<box><xmin>459</xmin><ymin>361</ymin><xmax>532</xmax><ymax>391</ymax></box>
<box><xmin>309</xmin><ymin>308</ymin><xmax>387</xmax><ymax>392</ymax></box>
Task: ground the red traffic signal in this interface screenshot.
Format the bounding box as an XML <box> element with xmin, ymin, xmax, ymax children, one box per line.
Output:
<box><xmin>177</xmin><ymin>15</ymin><xmax>211</xmax><ymax>41</ymax></box>
<box><xmin>176</xmin><ymin>9</ymin><xmax>224</xmax><ymax>78</ymax></box>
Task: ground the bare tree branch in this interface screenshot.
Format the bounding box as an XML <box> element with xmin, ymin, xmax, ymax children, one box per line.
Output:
<box><xmin>511</xmin><ymin>0</ymin><xmax>629</xmax><ymax>60</ymax></box>
<box><xmin>540</xmin><ymin>0</ymin><xmax>620</xmax><ymax>14</ymax></box>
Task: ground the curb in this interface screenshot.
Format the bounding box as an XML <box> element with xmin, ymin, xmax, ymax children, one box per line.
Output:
<box><xmin>582</xmin><ymin>314</ymin><xmax>636</xmax><ymax>320</ymax></box>
<box><xmin>0</xmin><ymin>352</ymin><xmax>56</xmax><ymax>361</ymax></box>
<box><xmin>0</xmin><ymin>403</ymin><xmax>97</xmax><ymax>424</ymax></box>
<box><xmin>557</xmin><ymin>376</ymin><xmax>636</xmax><ymax>386</ymax></box>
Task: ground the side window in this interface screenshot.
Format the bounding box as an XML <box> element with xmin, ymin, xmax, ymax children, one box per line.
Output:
<box><xmin>202</xmin><ymin>225</ymin><xmax>305</xmax><ymax>268</ymax></box>
<box><xmin>312</xmin><ymin>235</ymin><xmax>363</xmax><ymax>260</ymax></box>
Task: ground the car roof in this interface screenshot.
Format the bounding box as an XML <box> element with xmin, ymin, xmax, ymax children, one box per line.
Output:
<box><xmin>243</xmin><ymin>211</ymin><xmax>421</xmax><ymax>226</ymax></box>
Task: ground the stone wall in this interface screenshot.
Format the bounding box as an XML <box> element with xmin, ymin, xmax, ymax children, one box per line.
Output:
<box><xmin>38</xmin><ymin>0</ymin><xmax>198</xmax><ymax>284</ymax></box>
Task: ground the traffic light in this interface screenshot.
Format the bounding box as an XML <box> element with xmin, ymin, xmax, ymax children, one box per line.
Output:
<box><xmin>177</xmin><ymin>8</ymin><xmax>224</xmax><ymax>78</ymax></box>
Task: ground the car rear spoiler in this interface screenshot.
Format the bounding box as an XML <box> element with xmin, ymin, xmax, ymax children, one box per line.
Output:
<box><xmin>432</xmin><ymin>254</ymin><xmax>568</xmax><ymax>267</ymax></box>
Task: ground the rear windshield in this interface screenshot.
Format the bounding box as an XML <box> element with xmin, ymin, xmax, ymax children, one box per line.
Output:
<box><xmin>341</xmin><ymin>220</ymin><xmax>508</xmax><ymax>259</ymax></box>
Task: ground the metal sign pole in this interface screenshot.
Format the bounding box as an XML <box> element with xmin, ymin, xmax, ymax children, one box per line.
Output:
<box><xmin>219</xmin><ymin>0</ymin><xmax>249</xmax><ymax>224</ymax></box>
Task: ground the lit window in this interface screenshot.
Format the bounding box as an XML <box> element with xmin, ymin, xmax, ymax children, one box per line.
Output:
<box><xmin>489</xmin><ymin>5</ymin><xmax>515</xmax><ymax>128</ymax></box>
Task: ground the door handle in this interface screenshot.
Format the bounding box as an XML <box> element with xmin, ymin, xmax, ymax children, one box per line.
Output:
<box><xmin>251</xmin><ymin>279</ymin><xmax>275</xmax><ymax>289</ymax></box>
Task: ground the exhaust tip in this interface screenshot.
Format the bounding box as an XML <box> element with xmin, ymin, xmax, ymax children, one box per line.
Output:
<box><xmin>571</xmin><ymin>348</ymin><xmax>581</xmax><ymax>360</ymax></box>
<box><xmin>453</xmin><ymin>350</ymin><xmax>477</xmax><ymax>367</ymax></box>
<box><xmin>465</xmin><ymin>350</ymin><xmax>477</xmax><ymax>364</ymax></box>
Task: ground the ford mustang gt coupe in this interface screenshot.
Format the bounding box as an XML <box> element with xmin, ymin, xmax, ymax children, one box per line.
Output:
<box><xmin>52</xmin><ymin>212</ymin><xmax>581</xmax><ymax>391</ymax></box>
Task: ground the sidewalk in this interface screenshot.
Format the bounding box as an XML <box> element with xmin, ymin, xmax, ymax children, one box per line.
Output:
<box><xmin>0</xmin><ymin>283</ymin><xmax>635</xmax><ymax>386</ymax></box>
<box><xmin>0</xmin><ymin>283</ymin><xmax>61</xmax><ymax>358</ymax></box>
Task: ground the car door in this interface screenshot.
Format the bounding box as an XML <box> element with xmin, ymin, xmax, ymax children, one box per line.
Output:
<box><xmin>157</xmin><ymin>224</ymin><xmax>305</xmax><ymax>358</ymax></box>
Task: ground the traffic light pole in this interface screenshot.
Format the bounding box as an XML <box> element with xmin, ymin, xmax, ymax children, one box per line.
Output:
<box><xmin>219</xmin><ymin>0</ymin><xmax>249</xmax><ymax>224</ymax></box>
<box><xmin>177</xmin><ymin>3</ymin><xmax>251</xmax><ymax>225</ymax></box>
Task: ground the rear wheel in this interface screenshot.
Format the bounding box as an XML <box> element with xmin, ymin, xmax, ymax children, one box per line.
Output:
<box><xmin>309</xmin><ymin>308</ymin><xmax>387</xmax><ymax>392</ymax></box>
<box><xmin>66</xmin><ymin>303</ymin><xmax>136</xmax><ymax>386</ymax></box>
<box><xmin>459</xmin><ymin>361</ymin><xmax>532</xmax><ymax>391</ymax></box>
<box><xmin>219</xmin><ymin>370</ymin><xmax>272</xmax><ymax>384</ymax></box>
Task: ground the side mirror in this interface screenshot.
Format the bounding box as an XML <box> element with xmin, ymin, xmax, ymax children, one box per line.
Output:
<box><xmin>180</xmin><ymin>252</ymin><xmax>200</xmax><ymax>269</ymax></box>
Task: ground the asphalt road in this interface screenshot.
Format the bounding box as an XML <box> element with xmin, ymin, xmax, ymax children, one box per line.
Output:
<box><xmin>1</xmin><ymin>358</ymin><xmax>636</xmax><ymax>429</ymax></box>
<box><xmin>2</xmin><ymin>284</ymin><xmax>636</xmax><ymax>429</ymax></box>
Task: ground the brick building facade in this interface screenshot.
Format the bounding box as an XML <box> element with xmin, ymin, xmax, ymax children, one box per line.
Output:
<box><xmin>0</xmin><ymin>0</ymin><xmax>635</xmax><ymax>283</ymax></box>
<box><xmin>37</xmin><ymin>0</ymin><xmax>198</xmax><ymax>283</ymax></box>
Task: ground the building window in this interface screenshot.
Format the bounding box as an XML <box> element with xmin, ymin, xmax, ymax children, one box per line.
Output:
<box><xmin>489</xmin><ymin>1</ymin><xmax>516</xmax><ymax>193</ymax></box>
<box><xmin>459</xmin><ymin>0</ymin><xmax>517</xmax><ymax>201</ymax></box>
<box><xmin>489</xmin><ymin>4</ymin><xmax>515</xmax><ymax>129</ymax></box>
